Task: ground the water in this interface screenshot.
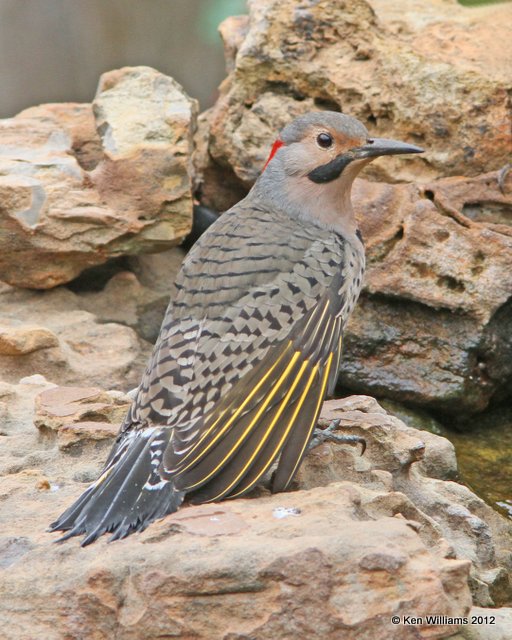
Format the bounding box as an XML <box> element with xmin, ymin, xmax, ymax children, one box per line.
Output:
<box><xmin>447</xmin><ymin>408</ymin><xmax>512</xmax><ymax>518</ymax></box>
<box><xmin>382</xmin><ymin>400</ymin><xmax>512</xmax><ymax>519</ymax></box>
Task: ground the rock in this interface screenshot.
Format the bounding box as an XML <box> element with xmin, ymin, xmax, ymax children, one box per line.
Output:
<box><xmin>18</xmin><ymin>374</ymin><xmax>58</xmax><ymax>388</ymax></box>
<box><xmin>340</xmin><ymin>293</ymin><xmax>497</xmax><ymax>415</ymax></box>
<box><xmin>0</xmin><ymin>482</ymin><xmax>471</xmax><ymax>639</ymax></box>
<box><xmin>55</xmin><ymin>421</ymin><xmax>121</xmax><ymax>450</ymax></box>
<box><xmin>71</xmin><ymin>247</ymin><xmax>186</xmax><ymax>342</ymax></box>
<box><xmin>0</xmin><ymin>326</ymin><xmax>59</xmax><ymax>355</ymax></box>
<box><xmin>34</xmin><ymin>386</ymin><xmax>131</xmax><ymax>450</ymax></box>
<box><xmin>4</xmin><ymin>388</ymin><xmax>512</xmax><ymax>638</ymax></box>
<box><xmin>0</xmin><ymin>375</ymin><xmax>62</xmax><ymax>477</ymax></box>
<box><xmin>75</xmin><ymin>270</ymin><xmax>168</xmax><ymax>344</ymax></box>
<box><xmin>18</xmin><ymin>102</ymin><xmax>103</xmax><ymax>171</ymax></box>
<box><xmin>193</xmin><ymin>110</ymin><xmax>249</xmax><ymax>214</ymax></box>
<box><xmin>219</xmin><ymin>14</ymin><xmax>250</xmax><ymax>74</ymax></box>
<box><xmin>460</xmin><ymin>607</ymin><xmax>512</xmax><ymax>640</ymax></box>
<box><xmin>381</xmin><ymin>398</ymin><xmax>512</xmax><ymax>528</ymax></box>
<box><xmin>0</xmin><ymin>284</ymin><xmax>152</xmax><ymax>391</ymax></box>
<box><xmin>66</xmin><ymin>246</ymin><xmax>185</xmax><ymax>343</ymax></box>
<box><xmin>0</xmin><ymin>376</ymin><xmax>119</xmax><ymax>491</ymax></box>
<box><xmin>335</xmin><ymin>171</ymin><xmax>512</xmax><ymax>414</ymax></box>
<box><xmin>126</xmin><ymin>247</ymin><xmax>186</xmax><ymax>293</ymax></box>
<box><xmin>91</xmin><ymin>67</ymin><xmax>196</xmax><ymax>249</ymax></box>
<box><xmin>299</xmin><ymin>397</ymin><xmax>512</xmax><ymax>607</ymax></box>
<box><xmin>196</xmin><ymin>0</ymin><xmax>511</xmax><ymax>208</ymax></box>
<box><xmin>356</xmin><ymin>176</ymin><xmax>512</xmax><ymax>324</ymax></box>
<box><xmin>0</xmin><ymin>66</ymin><xmax>196</xmax><ymax>289</ymax></box>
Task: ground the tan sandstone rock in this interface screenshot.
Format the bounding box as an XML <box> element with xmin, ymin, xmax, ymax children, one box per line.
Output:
<box><xmin>34</xmin><ymin>386</ymin><xmax>131</xmax><ymax>450</ymax></box>
<box><xmin>299</xmin><ymin>397</ymin><xmax>512</xmax><ymax>606</ymax></box>
<box><xmin>337</xmin><ymin>171</ymin><xmax>512</xmax><ymax>414</ymax></box>
<box><xmin>0</xmin><ymin>284</ymin><xmax>152</xmax><ymax>391</ymax></box>
<box><xmin>196</xmin><ymin>0</ymin><xmax>511</xmax><ymax>207</ymax></box>
<box><xmin>0</xmin><ymin>326</ymin><xmax>59</xmax><ymax>356</ymax></box>
<box><xmin>0</xmin><ymin>66</ymin><xmax>196</xmax><ymax>289</ymax></box>
<box><xmin>2</xmin><ymin>392</ymin><xmax>510</xmax><ymax>639</ymax></box>
<box><xmin>1</xmin><ymin>481</ymin><xmax>471</xmax><ymax>640</ymax></box>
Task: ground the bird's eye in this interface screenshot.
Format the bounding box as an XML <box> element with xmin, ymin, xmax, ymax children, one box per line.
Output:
<box><xmin>316</xmin><ymin>132</ymin><xmax>333</xmax><ymax>149</ymax></box>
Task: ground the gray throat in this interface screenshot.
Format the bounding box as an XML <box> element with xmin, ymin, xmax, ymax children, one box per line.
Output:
<box><xmin>251</xmin><ymin>155</ymin><xmax>366</xmax><ymax>246</ymax></box>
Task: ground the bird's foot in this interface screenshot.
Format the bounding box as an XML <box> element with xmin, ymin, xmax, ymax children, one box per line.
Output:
<box><xmin>309</xmin><ymin>418</ymin><xmax>366</xmax><ymax>454</ymax></box>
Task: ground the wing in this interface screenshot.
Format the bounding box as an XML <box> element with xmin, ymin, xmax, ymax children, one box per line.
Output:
<box><xmin>166</xmin><ymin>281</ymin><xmax>345</xmax><ymax>501</ymax></box>
<box><xmin>126</xmin><ymin>202</ymin><xmax>345</xmax><ymax>429</ymax></box>
<box><xmin>121</xmin><ymin>200</ymin><xmax>350</xmax><ymax>499</ymax></box>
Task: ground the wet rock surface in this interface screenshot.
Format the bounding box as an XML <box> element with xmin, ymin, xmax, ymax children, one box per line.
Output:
<box><xmin>0</xmin><ymin>66</ymin><xmax>196</xmax><ymax>289</ymax></box>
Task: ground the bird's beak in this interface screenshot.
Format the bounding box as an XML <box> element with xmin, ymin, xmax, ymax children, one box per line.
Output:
<box><xmin>307</xmin><ymin>138</ymin><xmax>424</xmax><ymax>184</ymax></box>
<box><xmin>353</xmin><ymin>138</ymin><xmax>424</xmax><ymax>158</ymax></box>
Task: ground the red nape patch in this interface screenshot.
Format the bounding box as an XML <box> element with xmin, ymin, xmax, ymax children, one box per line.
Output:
<box><xmin>263</xmin><ymin>139</ymin><xmax>284</xmax><ymax>171</ymax></box>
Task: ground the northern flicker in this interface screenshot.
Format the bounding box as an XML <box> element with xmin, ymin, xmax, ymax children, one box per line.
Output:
<box><xmin>50</xmin><ymin>111</ymin><xmax>423</xmax><ymax>545</ymax></box>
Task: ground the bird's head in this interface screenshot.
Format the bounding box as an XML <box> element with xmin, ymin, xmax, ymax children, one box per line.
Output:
<box><xmin>254</xmin><ymin>111</ymin><xmax>423</xmax><ymax>238</ymax></box>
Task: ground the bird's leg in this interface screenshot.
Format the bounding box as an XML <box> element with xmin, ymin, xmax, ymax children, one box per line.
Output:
<box><xmin>309</xmin><ymin>417</ymin><xmax>366</xmax><ymax>454</ymax></box>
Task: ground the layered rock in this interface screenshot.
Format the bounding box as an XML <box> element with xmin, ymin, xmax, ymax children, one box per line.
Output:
<box><xmin>195</xmin><ymin>0</ymin><xmax>511</xmax><ymax>206</ymax></box>
<box><xmin>299</xmin><ymin>397</ymin><xmax>512</xmax><ymax>607</ymax></box>
<box><xmin>0</xmin><ymin>66</ymin><xmax>196</xmax><ymax>289</ymax></box>
<box><xmin>34</xmin><ymin>386</ymin><xmax>131</xmax><ymax>450</ymax></box>
<box><xmin>1</xmin><ymin>393</ymin><xmax>484</xmax><ymax>640</ymax></box>
<box><xmin>341</xmin><ymin>172</ymin><xmax>512</xmax><ymax>414</ymax></box>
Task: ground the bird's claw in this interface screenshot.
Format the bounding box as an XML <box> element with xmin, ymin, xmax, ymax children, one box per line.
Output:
<box><xmin>309</xmin><ymin>418</ymin><xmax>366</xmax><ymax>455</ymax></box>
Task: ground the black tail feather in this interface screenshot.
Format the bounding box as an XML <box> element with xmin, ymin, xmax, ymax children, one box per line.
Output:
<box><xmin>49</xmin><ymin>428</ymin><xmax>184</xmax><ymax>546</ymax></box>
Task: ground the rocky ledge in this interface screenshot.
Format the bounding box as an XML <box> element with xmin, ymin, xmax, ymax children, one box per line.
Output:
<box><xmin>1</xmin><ymin>389</ymin><xmax>512</xmax><ymax>639</ymax></box>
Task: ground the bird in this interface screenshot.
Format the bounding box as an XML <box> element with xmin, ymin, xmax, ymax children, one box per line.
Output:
<box><xmin>49</xmin><ymin>111</ymin><xmax>423</xmax><ymax>545</ymax></box>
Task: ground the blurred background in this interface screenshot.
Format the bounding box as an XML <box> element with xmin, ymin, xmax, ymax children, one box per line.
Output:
<box><xmin>0</xmin><ymin>0</ymin><xmax>247</xmax><ymax>117</ymax></box>
<box><xmin>0</xmin><ymin>0</ymin><xmax>507</xmax><ymax>118</ymax></box>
